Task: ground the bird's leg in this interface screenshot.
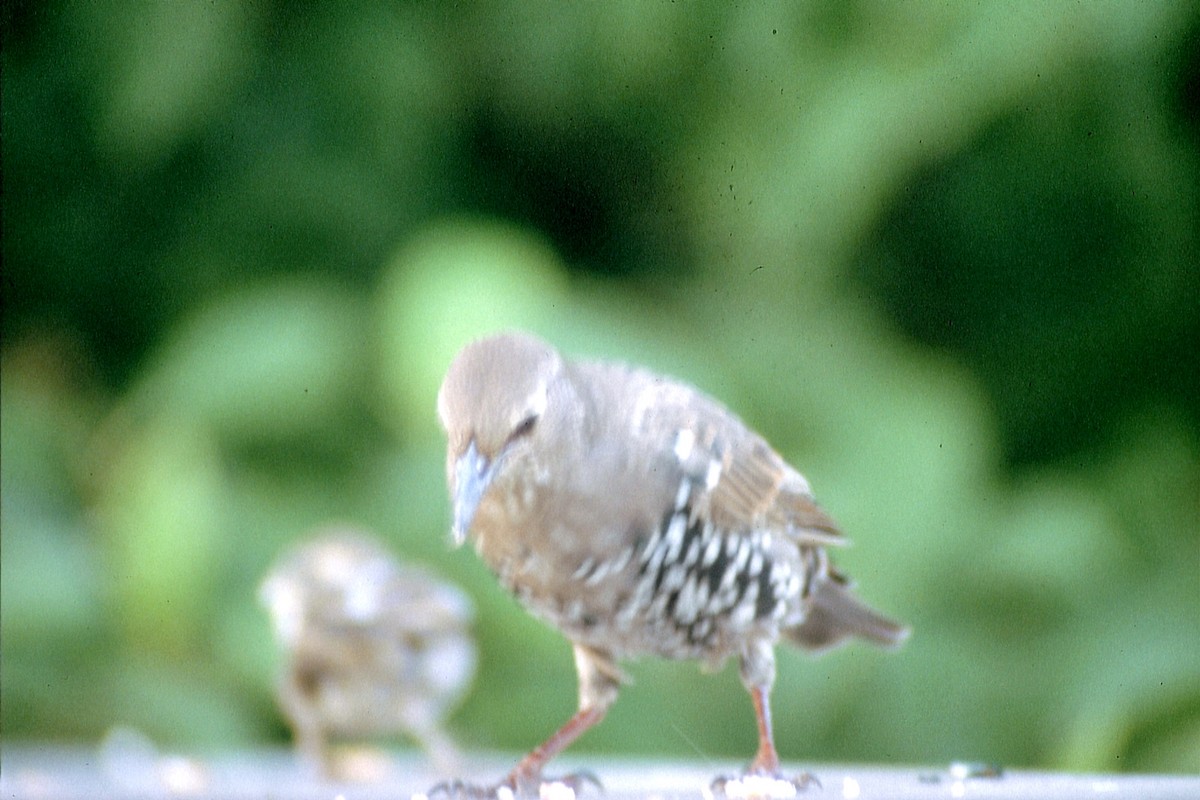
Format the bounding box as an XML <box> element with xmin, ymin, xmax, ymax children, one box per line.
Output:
<box><xmin>747</xmin><ymin>685</ymin><xmax>781</xmax><ymax>775</ymax></box>
<box><xmin>407</xmin><ymin>716</ymin><xmax>464</xmax><ymax>778</ymax></box>
<box><xmin>277</xmin><ymin>671</ymin><xmax>335</xmax><ymax>778</ymax></box>
<box><xmin>506</xmin><ymin>705</ymin><xmax>606</xmax><ymax>795</ymax></box>
<box><xmin>429</xmin><ymin>645</ymin><xmax>617</xmax><ymax>799</ymax></box>
<box><xmin>709</xmin><ymin>642</ymin><xmax>817</xmax><ymax>798</ymax></box>
<box><xmin>506</xmin><ymin>644</ymin><xmax>619</xmax><ymax>795</ymax></box>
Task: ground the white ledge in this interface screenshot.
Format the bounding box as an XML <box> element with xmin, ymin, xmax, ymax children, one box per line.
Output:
<box><xmin>2</xmin><ymin>746</ymin><xmax>1197</xmax><ymax>800</ymax></box>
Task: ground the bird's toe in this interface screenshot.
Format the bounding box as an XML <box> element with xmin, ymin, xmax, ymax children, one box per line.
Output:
<box><xmin>706</xmin><ymin>770</ymin><xmax>819</xmax><ymax>800</ymax></box>
<box><xmin>421</xmin><ymin>770</ymin><xmax>602</xmax><ymax>800</ymax></box>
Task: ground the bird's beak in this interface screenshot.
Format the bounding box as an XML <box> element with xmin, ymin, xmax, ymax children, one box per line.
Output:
<box><xmin>451</xmin><ymin>440</ymin><xmax>494</xmax><ymax>546</ymax></box>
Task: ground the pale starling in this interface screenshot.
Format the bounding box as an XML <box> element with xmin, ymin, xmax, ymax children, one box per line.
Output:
<box><xmin>436</xmin><ymin>332</ymin><xmax>908</xmax><ymax>795</ymax></box>
<box><xmin>259</xmin><ymin>527</ymin><xmax>476</xmax><ymax>779</ymax></box>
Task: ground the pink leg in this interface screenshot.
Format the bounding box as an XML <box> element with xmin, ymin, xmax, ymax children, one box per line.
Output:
<box><xmin>747</xmin><ymin>685</ymin><xmax>781</xmax><ymax>775</ymax></box>
<box><xmin>508</xmin><ymin>704</ymin><xmax>608</xmax><ymax>788</ymax></box>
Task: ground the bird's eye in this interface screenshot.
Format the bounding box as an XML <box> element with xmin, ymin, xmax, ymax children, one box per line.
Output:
<box><xmin>510</xmin><ymin>414</ymin><xmax>539</xmax><ymax>441</ymax></box>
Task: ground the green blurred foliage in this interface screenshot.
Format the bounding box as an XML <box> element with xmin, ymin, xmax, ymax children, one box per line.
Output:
<box><xmin>3</xmin><ymin>0</ymin><xmax>1198</xmax><ymax>774</ymax></box>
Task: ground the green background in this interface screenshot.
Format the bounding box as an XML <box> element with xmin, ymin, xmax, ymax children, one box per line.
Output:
<box><xmin>3</xmin><ymin>1</ymin><xmax>1198</xmax><ymax>774</ymax></box>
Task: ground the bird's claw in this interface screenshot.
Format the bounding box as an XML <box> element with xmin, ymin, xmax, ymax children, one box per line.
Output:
<box><xmin>707</xmin><ymin>771</ymin><xmax>819</xmax><ymax>800</ymax></box>
<box><xmin>421</xmin><ymin>778</ymin><xmax>486</xmax><ymax>800</ymax></box>
<box><xmin>531</xmin><ymin>770</ymin><xmax>603</xmax><ymax>799</ymax></box>
<box><xmin>422</xmin><ymin>771</ymin><xmax>603</xmax><ymax>800</ymax></box>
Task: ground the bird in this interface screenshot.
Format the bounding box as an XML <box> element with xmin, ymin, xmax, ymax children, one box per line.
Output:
<box><xmin>259</xmin><ymin>526</ymin><xmax>476</xmax><ymax>780</ymax></box>
<box><xmin>435</xmin><ymin>331</ymin><xmax>908</xmax><ymax>796</ymax></box>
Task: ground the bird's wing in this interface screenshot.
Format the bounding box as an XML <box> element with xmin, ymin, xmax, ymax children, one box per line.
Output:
<box><xmin>621</xmin><ymin>369</ymin><xmax>845</xmax><ymax>547</ymax></box>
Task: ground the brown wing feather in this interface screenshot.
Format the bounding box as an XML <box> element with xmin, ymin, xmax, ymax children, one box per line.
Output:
<box><xmin>707</xmin><ymin>428</ymin><xmax>843</xmax><ymax>545</ymax></box>
<box><xmin>625</xmin><ymin>370</ymin><xmax>844</xmax><ymax>545</ymax></box>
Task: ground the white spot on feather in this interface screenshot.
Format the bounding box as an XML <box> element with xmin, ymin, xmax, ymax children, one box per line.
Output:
<box><xmin>674</xmin><ymin>479</ymin><xmax>692</xmax><ymax>512</ymax></box>
<box><xmin>673</xmin><ymin>428</ymin><xmax>696</xmax><ymax>462</ymax></box>
<box><xmin>665</xmin><ymin>513</ymin><xmax>687</xmax><ymax>562</ymax></box>
<box><xmin>732</xmin><ymin>539</ymin><xmax>751</xmax><ymax>571</ymax></box>
<box><xmin>702</xmin><ymin>536</ymin><xmax>722</xmax><ymax>567</ymax></box>
<box><xmin>584</xmin><ymin>561</ymin><xmax>611</xmax><ymax>586</ymax></box>
<box><xmin>674</xmin><ymin>578</ymin><xmax>697</xmax><ymax>623</ymax></box>
<box><xmin>704</xmin><ymin>459</ymin><xmax>723</xmax><ymax>490</ymax></box>
<box><xmin>732</xmin><ymin>594</ymin><xmax>757</xmax><ymax>627</ymax></box>
<box><xmin>526</xmin><ymin>380</ymin><xmax>548</xmax><ymax>418</ymax></box>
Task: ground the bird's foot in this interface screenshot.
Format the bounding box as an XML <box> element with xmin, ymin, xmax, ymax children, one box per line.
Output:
<box><xmin>527</xmin><ymin>771</ymin><xmax>603</xmax><ymax>800</ymax></box>
<box><xmin>423</xmin><ymin>770</ymin><xmax>602</xmax><ymax>800</ymax></box>
<box><xmin>706</xmin><ymin>770</ymin><xmax>819</xmax><ymax>800</ymax></box>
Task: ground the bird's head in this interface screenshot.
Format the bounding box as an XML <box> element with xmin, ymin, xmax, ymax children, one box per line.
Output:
<box><xmin>436</xmin><ymin>332</ymin><xmax>567</xmax><ymax>545</ymax></box>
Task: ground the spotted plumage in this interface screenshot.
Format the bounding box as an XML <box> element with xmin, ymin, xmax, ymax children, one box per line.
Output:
<box><xmin>435</xmin><ymin>331</ymin><xmax>908</xmax><ymax>796</ymax></box>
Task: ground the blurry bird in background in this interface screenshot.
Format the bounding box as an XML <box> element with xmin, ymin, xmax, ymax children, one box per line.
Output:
<box><xmin>259</xmin><ymin>527</ymin><xmax>476</xmax><ymax>781</ymax></box>
<box><xmin>436</xmin><ymin>332</ymin><xmax>908</xmax><ymax>797</ymax></box>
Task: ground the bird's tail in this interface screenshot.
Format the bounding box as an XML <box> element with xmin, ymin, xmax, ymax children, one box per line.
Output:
<box><xmin>785</xmin><ymin>571</ymin><xmax>909</xmax><ymax>653</ymax></box>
